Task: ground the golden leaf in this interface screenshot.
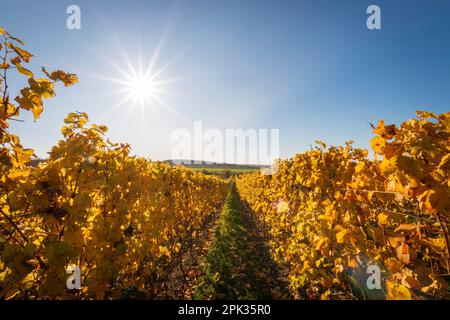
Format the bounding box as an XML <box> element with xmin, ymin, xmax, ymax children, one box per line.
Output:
<box><xmin>377</xmin><ymin>212</ymin><xmax>389</xmax><ymax>225</ymax></box>
<box><xmin>384</xmin><ymin>258</ymin><xmax>401</xmax><ymax>274</ymax></box>
<box><xmin>336</xmin><ymin>229</ymin><xmax>349</xmax><ymax>244</ymax></box>
<box><xmin>370</xmin><ymin>136</ymin><xmax>386</xmax><ymax>154</ymax></box>
<box><xmin>9</xmin><ymin>43</ymin><xmax>33</xmax><ymax>63</ymax></box>
<box><xmin>11</xmin><ymin>59</ymin><xmax>34</xmax><ymax>78</ymax></box>
<box><xmin>395</xmin><ymin>223</ymin><xmax>418</xmax><ymax>233</ymax></box>
<box><xmin>373</xmin><ymin>120</ymin><xmax>398</xmax><ymax>139</ymax></box>
<box><xmin>423</xmin><ymin>237</ymin><xmax>446</xmax><ymax>254</ymax></box>
<box><xmin>386</xmin><ymin>280</ymin><xmax>411</xmax><ymax>300</ymax></box>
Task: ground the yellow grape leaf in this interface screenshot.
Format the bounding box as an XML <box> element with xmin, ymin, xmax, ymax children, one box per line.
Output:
<box><xmin>387</xmin><ymin>235</ymin><xmax>404</xmax><ymax>248</ymax></box>
<box><xmin>354</xmin><ymin>162</ymin><xmax>366</xmax><ymax>174</ymax></box>
<box><xmin>320</xmin><ymin>290</ymin><xmax>331</xmax><ymax>300</ymax></box>
<box><xmin>277</xmin><ymin>200</ymin><xmax>289</xmax><ymax>213</ymax></box>
<box><xmin>336</xmin><ymin>229</ymin><xmax>349</xmax><ymax>244</ymax></box>
<box><xmin>384</xmin><ymin>258</ymin><xmax>401</xmax><ymax>274</ymax></box>
<box><xmin>438</xmin><ymin>153</ymin><xmax>450</xmax><ymax>169</ymax></box>
<box><xmin>385</xmin><ymin>173</ymin><xmax>408</xmax><ymax>195</ymax></box>
<box><xmin>15</xmin><ymin>88</ymin><xmax>42</xmax><ymax>116</ymax></box>
<box><xmin>416</xmin><ymin>110</ymin><xmax>438</xmax><ymax>120</ymax></box>
<box><xmin>315</xmin><ymin>140</ymin><xmax>327</xmax><ymax>149</ymax></box>
<box><xmin>158</xmin><ymin>246</ymin><xmax>171</xmax><ymax>258</ymax></box>
<box><xmin>29</xmin><ymin>78</ymin><xmax>55</xmax><ymax>99</ymax></box>
<box><xmin>315</xmin><ymin>236</ymin><xmax>328</xmax><ymax>251</ymax></box>
<box><xmin>377</xmin><ymin>212</ymin><xmax>389</xmax><ymax>225</ymax></box>
<box><xmin>0</xmin><ymin>268</ymin><xmax>9</xmax><ymax>282</ymax></box>
<box><xmin>370</xmin><ymin>136</ymin><xmax>386</xmax><ymax>154</ymax></box>
<box><xmin>21</xmin><ymin>271</ymin><xmax>37</xmax><ymax>289</ymax></box>
<box><xmin>373</xmin><ymin>120</ymin><xmax>398</xmax><ymax>139</ymax></box>
<box><xmin>14</xmin><ymin>147</ymin><xmax>34</xmax><ymax>165</ymax></box>
<box><xmin>31</xmin><ymin>104</ymin><xmax>43</xmax><ymax>121</ymax></box>
<box><xmin>47</xmin><ymin>69</ymin><xmax>78</xmax><ymax>87</ymax></box>
<box><xmin>418</xmin><ymin>189</ymin><xmax>441</xmax><ymax>215</ymax></box>
<box><xmin>4</xmin><ymin>103</ymin><xmax>17</xmax><ymax>117</ymax></box>
<box><xmin>343</xmin><ymin>210</ymin><xmax>351</xmax><ymax>224</ymax></box>
<box><xmin>10</xmin><ymin>56</ymin><xmax>20</xmax><ymax>64</ymax></box>
<box><xmin>383</xmin><ymin>143</ymin><xmax>401</xmax><ymax>159</ymax></box>
<box><xmin>347</xmin><ymin>256</ymin><xmax>359</xmax><ymax>269</ymax></box>
<box><xmin>0</xmin><ymin>119</ymin><xmax>8</xmax><ymax>129</ymax></box>
<box><xmin>7</xmin><ymin>168</ymin><xmax>28</xmax><ymax>179</ymax></box>
<box><xmin>423</xmin><ymin>237</ymin><xmax>446</xmax><ymax>254</ymax></box>
<box><xmin>9</xmin><ymin>43</ymin><xmax>33</xmax><ymax>63</ymax></box>
<box><xmin>12</xmin><ymin>61</ymin><xmax>34</xmax><ymax>78</ymax></box>
<box><xmin>395</xmin><ymin>223</ymin><xmax>418</xmax><ymax>233</ymax></box>
<box><xmin>421</xmin><ymin>280</ymin><xmax>441</xmax><ymax>294</ymax></box>
<box><xmin>379</xmin><ymin>157</ymin><xmax>397</xmax><ymax>174</ymax></box>
<box><xmin>386</xmin><ymin>280</ymin><xmax>411</xmax><ymax>300</ymax></box>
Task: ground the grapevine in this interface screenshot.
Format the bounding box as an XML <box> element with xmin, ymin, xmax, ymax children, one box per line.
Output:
<box><xmin>237</xmin><ymin>112</ymin><xmax>449</xmax><ymax>299</ymax></box>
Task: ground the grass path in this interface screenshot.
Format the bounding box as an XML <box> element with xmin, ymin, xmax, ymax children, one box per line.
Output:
<box><xmin>195</xmin><ymin>182</ymin><xmax>290</xmax><ymax>299</ymax></box>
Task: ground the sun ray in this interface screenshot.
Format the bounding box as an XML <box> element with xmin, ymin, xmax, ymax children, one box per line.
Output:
<box><xmin>151</xmin><ymin>74</ymin><xmax>190</xmax><ymax>86</ymax></box>
<box><xmin>101</xmin><ymin>53</ymin><xmax>189</xmax><ymax>122</ymax></box>
<box><xmin>150</xmin><ymin>87</ymin><xmax>177</xmax><ymax>96</ymax></box>
<box><xmin>149</xmin><ymin>92</ymin><xmax>181</xmax><ymax>116</ymax></box>
<box><xmin>104</xmin><ymin>93</ymin><xmax>135</xmax><ymax>116</ymax></box>
<box><xmin>94</xmin><ymin>3</ymin><xmax>187</xmax><ymax>124</ymax></box>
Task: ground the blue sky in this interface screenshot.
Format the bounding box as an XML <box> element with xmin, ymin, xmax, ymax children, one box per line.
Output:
<box><xmin>1</xmin><ymin>0</ymin><xmax>449</xmax><ymax>161</ymax></box>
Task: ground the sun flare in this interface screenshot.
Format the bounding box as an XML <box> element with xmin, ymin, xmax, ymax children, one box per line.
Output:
<box><xmin>106</xmin><ymin>61</ymin><xmax>173</xmax><ymax>112</ymax></box>
<box><xmin>98</xmin><ymin>48</ymin><xmax>182</xmax><ymax>119</ymax></box>
<box><xmin>126</xmin><ymin>74</ymin><xmax>156</xmax><ymax>105</ymax></box>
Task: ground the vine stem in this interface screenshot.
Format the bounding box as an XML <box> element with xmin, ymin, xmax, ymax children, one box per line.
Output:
<box><xmin>437</xmin><ymin>213</ymin><xmax>450</xmax><ymax>274</ymax></box>
<box><xmin>0</xmin><ymin>208</ymin><xmax>48</xmax><ymax>269</ymax></box>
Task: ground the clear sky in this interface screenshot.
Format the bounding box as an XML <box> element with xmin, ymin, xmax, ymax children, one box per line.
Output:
<box><xmin>1</xmin><ymin>0</ymin><xmax>449</xmax><ymax>162</ymax></box>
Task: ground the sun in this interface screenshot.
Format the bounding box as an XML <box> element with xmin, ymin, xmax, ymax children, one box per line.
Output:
<box><xmin>126</xmin><ymin>74</ymin><xmax>156</xmax><ymax>106</ymax></box>
<box><xmin>97</xmin><ymin>48</ymin><xmax>182</xmax><ymax>118</ymax></box>
<box><xmin>106</xmin><ymin>60</ymin><xmax>173</xmax><ymax>112</ymax></box>
<box><xmin>91</xmin><ymin>7</ymin><xmax>189</xmax><ymax>125</ymax></box>
<box><xmin>93</xmin><ymin>18</ymin><xmax>188</xmax><ymax>122</ymax></box>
